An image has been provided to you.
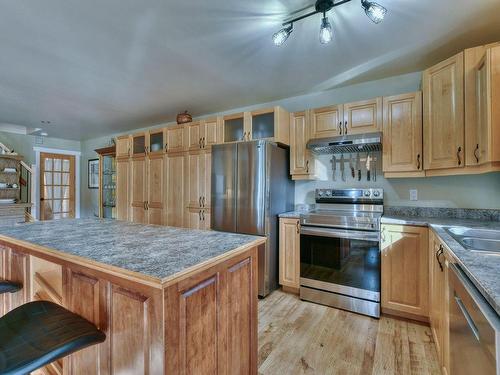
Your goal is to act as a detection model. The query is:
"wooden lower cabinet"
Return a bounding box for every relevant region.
[278,218,300,291]
[165,152,186,227]
[0,240,260,375]
[381,224,429,320]
[429,230,450,375]
[165,250,258,374]
[185,207,210,230]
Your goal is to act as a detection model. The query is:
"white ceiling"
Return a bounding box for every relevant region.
[1,0,499,140]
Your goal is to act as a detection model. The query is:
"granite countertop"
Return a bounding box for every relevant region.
[0,218,264,282]
[382,215,500,316]
[278,211,303,218]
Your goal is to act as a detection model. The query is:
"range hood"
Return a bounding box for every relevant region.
[306,132,382,154]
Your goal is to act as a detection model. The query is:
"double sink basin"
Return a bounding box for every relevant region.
[445,227,500,255]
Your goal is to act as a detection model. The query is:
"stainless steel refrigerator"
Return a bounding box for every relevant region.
[211,140,294,297]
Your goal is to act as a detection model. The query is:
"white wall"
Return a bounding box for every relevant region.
[79,70,500,216]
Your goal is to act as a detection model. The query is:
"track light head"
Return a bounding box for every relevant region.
[361,0,387,24]
[272,24,293,46]
[319,14,333,44]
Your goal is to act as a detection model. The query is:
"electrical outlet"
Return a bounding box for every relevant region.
[410,189,418,201]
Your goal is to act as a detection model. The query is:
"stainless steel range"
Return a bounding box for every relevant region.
[299,188,383,318]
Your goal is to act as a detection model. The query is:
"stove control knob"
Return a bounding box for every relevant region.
[317,190,324,197]
[373,190,381,197]
[364,190,371,197]
[325,190,332,196]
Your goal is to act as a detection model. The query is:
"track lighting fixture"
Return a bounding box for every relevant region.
[273,24,293,46]
[319,13,333,44]
[361,0,387,24]
[273,0,387,46]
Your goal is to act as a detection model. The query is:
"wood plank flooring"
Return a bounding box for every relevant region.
[258,290,441,375]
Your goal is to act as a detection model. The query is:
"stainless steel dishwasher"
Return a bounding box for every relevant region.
[449,263,500,375]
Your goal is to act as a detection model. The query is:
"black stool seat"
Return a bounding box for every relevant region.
[0,281,22,294]
[0,300,106,375]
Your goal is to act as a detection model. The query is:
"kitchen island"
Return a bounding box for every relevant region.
[0,218,265,375]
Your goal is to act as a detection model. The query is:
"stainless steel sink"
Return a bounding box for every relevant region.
[445,227,500,255]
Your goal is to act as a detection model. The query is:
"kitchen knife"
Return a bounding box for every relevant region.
[366,152,371,181]
[356,152,361,181]
[331,155,337,181]
[340,153,346,182]
[349,154,355,178]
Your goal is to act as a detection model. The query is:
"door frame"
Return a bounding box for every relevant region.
[34,147,81,220]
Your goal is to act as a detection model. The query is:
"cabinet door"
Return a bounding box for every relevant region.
[147,154,164,225]
[290,111,314,178]
[186,122,203,151]
[202,152,211,208]
[343,97,382,135]
[310,105,343,138]
[203,117,221,148]
[166,125,186,153]
[382,92,423,173]
[185,152,203,208]
[166,153,186,227]
[423,52,465,170]
[185,207,203,229]
[428,231,446,364]
[279,218,300,289]
[115,136,130,158]
[0,247,30,313]
[130,157,147,224]
[224,113,246,142]
[381,224,428,319]
[131,133,147,157]
[148,129,165,155]
[116,159,130,221]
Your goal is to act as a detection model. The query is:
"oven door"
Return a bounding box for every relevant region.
[300,225,381,302]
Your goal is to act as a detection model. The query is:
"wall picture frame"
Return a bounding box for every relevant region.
[88,158,99,189]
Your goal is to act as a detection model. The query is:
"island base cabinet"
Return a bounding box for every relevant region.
[164,247,258,375]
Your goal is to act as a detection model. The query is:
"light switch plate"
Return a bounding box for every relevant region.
[410,189,418,201]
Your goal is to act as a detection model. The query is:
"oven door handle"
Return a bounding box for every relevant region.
[300,226,379,241]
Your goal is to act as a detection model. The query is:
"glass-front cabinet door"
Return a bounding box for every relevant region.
[251,110,275,140]
[101,154,116,219]
[149,130,165,155]
[223,113,246,142]
[132,133,146,156]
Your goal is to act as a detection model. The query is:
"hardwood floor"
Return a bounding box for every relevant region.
[258,290,441,375]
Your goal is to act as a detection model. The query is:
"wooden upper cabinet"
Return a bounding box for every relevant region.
[115,136,130,159]
[290,111,316,179]
[116,159,129,221]
[381,224,429,320]
[131,132,147,157]
[279,218,300,290]
[186,121,204,151]
[166,125,186,153]
[165,153,186,227]
[202,117,222,149]
[130,157,147,224]
[148,129,165,155]
[343,97,382,135]
[147,154,164,225]
[383,92,423,174]
[224,113,247,143]
[423,52,465,170]
[248,107,290,145]
[310,104,343,138]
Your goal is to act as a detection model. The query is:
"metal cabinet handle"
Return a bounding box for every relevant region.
[144,146,148,154]
[344,121,348,135]
[436,244,444,272]
[199,196,202,207]
[339,122,343,135]
[202,137,206,148]
[454,294,480,341]
[457,146,462,166]
[164,143,168,152]
[296,221,300,234]
[474,144,480,163]
[306,160,309,173]
[417,154,421,170]
[199,138,202,148]
[202,211,205,221]
[199,210,202,221]
[242,132,246,141]
[202,196,205,207]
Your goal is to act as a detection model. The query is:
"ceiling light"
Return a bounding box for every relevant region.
[272,0,387,46]
[273,24,293,46]
[319,14,333,44]
[361,0,387,24]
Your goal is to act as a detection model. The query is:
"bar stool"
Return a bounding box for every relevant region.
[0,282,106,375]
[0,280,22,294]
